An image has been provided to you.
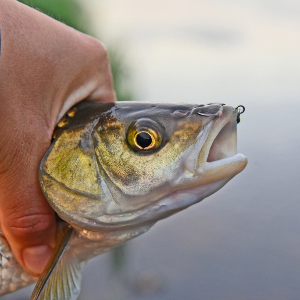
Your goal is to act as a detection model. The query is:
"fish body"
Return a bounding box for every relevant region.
[0,101,247,299]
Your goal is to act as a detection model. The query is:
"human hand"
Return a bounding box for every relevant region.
[0,0,115,276]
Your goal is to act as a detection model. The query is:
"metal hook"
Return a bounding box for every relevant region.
[236,105,245,124]
[236,105,245,115]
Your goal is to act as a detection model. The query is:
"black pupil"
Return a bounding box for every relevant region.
[136,132,152,148]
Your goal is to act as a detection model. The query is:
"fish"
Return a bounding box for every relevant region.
[0,101,247,299]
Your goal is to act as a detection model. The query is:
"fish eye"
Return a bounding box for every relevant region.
[135,131,153,149]
[127,119,164,152]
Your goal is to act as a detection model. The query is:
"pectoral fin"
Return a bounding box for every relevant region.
[31,225,84,300]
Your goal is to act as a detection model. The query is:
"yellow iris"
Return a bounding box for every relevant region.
[127,119,163,152]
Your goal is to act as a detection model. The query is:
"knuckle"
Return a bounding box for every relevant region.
[6,213,54,241]
[91,38,108,57]
[82,35,108,58]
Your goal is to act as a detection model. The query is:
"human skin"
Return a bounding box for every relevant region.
[0,0,115,277]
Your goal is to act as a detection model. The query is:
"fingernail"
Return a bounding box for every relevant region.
[23,245,53,275]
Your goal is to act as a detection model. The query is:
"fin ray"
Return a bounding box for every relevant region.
[31,225,84,300]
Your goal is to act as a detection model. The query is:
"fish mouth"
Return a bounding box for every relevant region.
[182,105,247,186]
[203,106,248,181]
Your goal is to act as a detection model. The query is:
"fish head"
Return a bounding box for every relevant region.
[39,101,247,231]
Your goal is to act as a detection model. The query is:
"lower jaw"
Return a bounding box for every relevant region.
[116,176,234,227]
[201,153,248,184]
[92,161,245,228]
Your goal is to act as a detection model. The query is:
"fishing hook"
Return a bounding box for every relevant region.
[236,105,245,124]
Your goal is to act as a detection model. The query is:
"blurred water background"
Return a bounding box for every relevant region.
[4,0,300,299]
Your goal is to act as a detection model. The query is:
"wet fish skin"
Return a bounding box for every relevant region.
[0,101,247,299]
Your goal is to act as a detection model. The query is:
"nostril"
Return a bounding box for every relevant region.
[193,104,223,117]
[197,112,219,117]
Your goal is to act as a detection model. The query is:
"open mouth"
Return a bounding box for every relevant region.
[183,105,247,186]
[207,117,237,162]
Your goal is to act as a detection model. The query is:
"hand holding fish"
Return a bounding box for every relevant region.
[0,0,115,278]
[0,1,248,299]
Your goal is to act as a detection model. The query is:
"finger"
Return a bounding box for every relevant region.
[55,37,117,123]
[0,1,60,276]
[0,131,57,277]
[1,0,116,126]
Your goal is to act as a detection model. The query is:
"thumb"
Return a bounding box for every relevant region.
[0,140,57,277]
